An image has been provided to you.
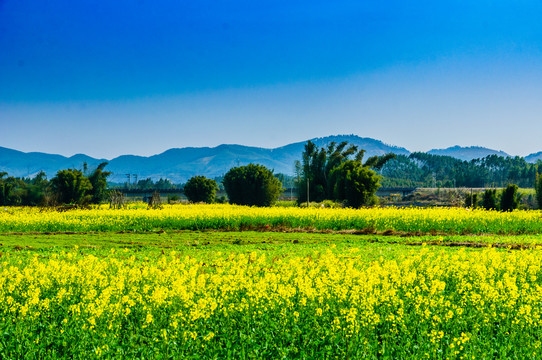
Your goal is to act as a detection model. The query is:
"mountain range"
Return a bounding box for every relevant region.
[427,146,510,161]
[1,135,539,183]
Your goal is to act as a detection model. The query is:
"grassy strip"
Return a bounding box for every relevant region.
[2,231,542,254]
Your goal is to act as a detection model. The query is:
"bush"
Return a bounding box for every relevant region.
[481,189,498,210]
[51,169,92,205]
[167,195,180,204]
[330,160,380,208]
[464,192,478,208]
[183,176,218,203]
[500,184,521,212]
[223,164,282,207]
[536,173,542,209]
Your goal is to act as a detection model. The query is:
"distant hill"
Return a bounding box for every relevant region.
[0,146,107,179]
[427,146,510,161]
[0,135,410,183]
[525,151,542,163]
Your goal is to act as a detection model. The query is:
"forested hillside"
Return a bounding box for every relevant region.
[380,153,541,188]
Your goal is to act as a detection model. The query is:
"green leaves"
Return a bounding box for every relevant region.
[331,160,380,208]
[298,141,394,207]
[51,169,92,205]
[223,164,282,207]
[184,176,218,203]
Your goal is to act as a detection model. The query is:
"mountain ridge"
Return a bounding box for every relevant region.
[1,137,539,183]
[427,145,511,161]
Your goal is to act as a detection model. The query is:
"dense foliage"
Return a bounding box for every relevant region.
[536,172,542,209]
[87,163,112,204]
[183,176,218,203]
[381,153,542,188]
[481,189,498,210]
[500,184,521,212]
[51,169,93,205]
[223,164,282,206]
[110,177,178,190]
[0,171,50,206]
[295,141,394,207]
[0,164,111,206]
[330,160,380,207]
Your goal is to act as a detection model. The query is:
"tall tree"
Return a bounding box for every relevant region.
[88,162,111,204]
[536,172,542,210]
[0,172,13,206]
[500,184,521,212]
[295,140,395,204]
[481,189,498,210]
[51,169,92,205]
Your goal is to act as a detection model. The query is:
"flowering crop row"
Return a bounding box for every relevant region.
[1,204,542,235]
[1,244,542,358]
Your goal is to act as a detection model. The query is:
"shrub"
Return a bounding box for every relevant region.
[183,176,218,203]
[481,189,498,210]
[51,169,92,205]
[536,173,542,209]
[330,160,380,208]
[223,164,282,207]
[464,192,478,208]
[500,184,521,212]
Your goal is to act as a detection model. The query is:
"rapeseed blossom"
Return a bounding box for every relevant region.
[1,244,542,358]
[0,203,541,234]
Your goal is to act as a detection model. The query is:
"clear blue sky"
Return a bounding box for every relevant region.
[1,0,542,159]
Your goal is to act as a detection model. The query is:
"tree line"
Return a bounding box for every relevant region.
[2,142,542,209]
[0,163,110,206]
[380,153,542,188]
[182,141,395,208]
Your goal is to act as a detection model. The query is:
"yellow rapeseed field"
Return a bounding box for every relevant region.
[2,204,542,358]
[1,203,541,234]
[2,244,542,358]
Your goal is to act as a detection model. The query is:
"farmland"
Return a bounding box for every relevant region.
[2,205,542,358]
[2,204,542,234]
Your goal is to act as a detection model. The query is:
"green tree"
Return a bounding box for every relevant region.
[24,171,49,206]
[464,192,478,208]
[500,184,521,212]
[0,172,12,206]
[155,178,176,190]
[330,160,381,208]
[51,169,92,205]
[536,172,542,210]
[295,141,358,203]
[183,176,218,203]
[465,193,473,208]
[88,162,111,204]
[223,164,282,206]
[481,189,498,210]
[295,140,395,204]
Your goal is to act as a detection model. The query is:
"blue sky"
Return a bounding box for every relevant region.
[1,0,542,159]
